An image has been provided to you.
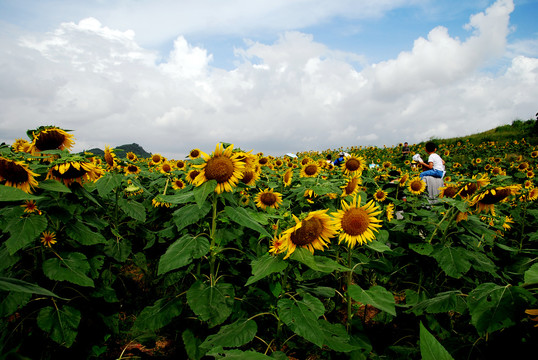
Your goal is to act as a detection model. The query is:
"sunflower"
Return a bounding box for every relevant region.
[258,156,270,167]
[526,187,538,201]
[151,153,164,165]
[517,162,529,171]
[456,211,468,223]
[527,170,535,179]
[304,189,317,204]
[189,149,203,160]
[386,203,395,222]
[439,184,459,198]
[40,231,57,247]
[255,188,283,210]
[470,185,520,214]
[281,210,337,259]
[126,152,138,161]
[0,157,39,193]
[12,139,31,153]
[531,151,538,158]
[341,176,361,197]
[407,177,426,195]
[240,169,260,186]
[502,216,514,231]
[373,189,388,202]
[171,178,185,190]
[124,183,143,196]
[239,193,250,206]
[185,169,200,184]
[340,155,366,176]
[193,143,245,194]
[124,164,141,175]
[398,173,409,187]
[283,168,293,187]
[152,195,172,208]
[300,161,321,178]
[104,146,118,168]
[28,126,75,155]
[159,161,174,175]
[175,160,186,170]
[21,200,42,215]
[331,195,382,248]
[382,161,392,169]
[269,235,287,255]
[47,160,103,186]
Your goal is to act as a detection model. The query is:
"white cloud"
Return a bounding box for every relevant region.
[0,0,537,159]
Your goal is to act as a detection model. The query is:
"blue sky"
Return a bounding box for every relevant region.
[0,0,537,158]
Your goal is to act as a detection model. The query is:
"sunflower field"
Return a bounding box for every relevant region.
[1,125,537,359]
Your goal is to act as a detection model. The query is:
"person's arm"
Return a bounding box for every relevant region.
[419,160,433,169]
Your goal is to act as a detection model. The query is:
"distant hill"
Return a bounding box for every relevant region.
[84,143,151,158]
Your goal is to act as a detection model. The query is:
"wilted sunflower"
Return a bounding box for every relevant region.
[193,143,245,194]
[185,169,200,184]
[47,159,103,186]
[340,155,366,176]
[407,177,426,195]
[171,178,185,190]
[40,231,57,247]
[28,126,75,155]
[300,161,321,178]
[283,168,293,187]
[398,173,409,187]
[124,164,141,175]
[152,195,172,208]
[255,188,283,210]
[331,195,382,248]
[470,185,520,214]
[0,157,39,193]
[282,210,337,259]
[341,176,361,197]
[104,146,118,168]
[373,189,388,202]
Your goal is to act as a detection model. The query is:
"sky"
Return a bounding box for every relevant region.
[0,0,537,159]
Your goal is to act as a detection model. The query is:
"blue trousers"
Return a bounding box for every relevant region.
[420,169,444,180]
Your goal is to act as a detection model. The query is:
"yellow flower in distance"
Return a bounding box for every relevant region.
[255,188,283,210]
[341,176,361,197]
[331,195,382,248]
[193,143,245,194]
[373,189,388,202]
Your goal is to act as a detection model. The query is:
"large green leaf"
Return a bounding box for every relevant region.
[201,319,257,349]
[419,322,454,360]
[348,284,396,316]
[172,202,212,231]
[0,244,20,272]
[5,214,48,255]
[223,206,272,238]
[132,297,183,331]
[183,329,203,360]
[158,235,210,275]
[118,198,146,222]
[245,253,288,286]
[206,349,272,359]
[37,305,81,348]
[409,242,434,256]
[104,238,132,262]
[0,184,42,201]
[42,252,94,287]
[194,180,216,208]
[38,179,71,193]
[290,248,349,273]
[318,319,360,352]
[411,290,466,314]
[95,173,123,197]
[159,192,195,204]
[0,277,65,299]
[66,220,107,245]
[0,292,31,317]
[187,281,235,328]
[524,263,538,284]
[432,246,471,278]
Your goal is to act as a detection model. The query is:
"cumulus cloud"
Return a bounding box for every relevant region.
[0,0,537,158]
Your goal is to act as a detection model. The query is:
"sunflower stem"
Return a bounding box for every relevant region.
[209,193,218,286]
[519,201,527,250]
[346,247,353,331]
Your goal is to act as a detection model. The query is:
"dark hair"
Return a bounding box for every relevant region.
[425,142,437,152]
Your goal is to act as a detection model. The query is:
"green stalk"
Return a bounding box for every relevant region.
[209,194,218,286]
[346,248,353,331]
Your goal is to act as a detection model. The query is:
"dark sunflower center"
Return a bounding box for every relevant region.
[205,156,234,183]
[176,160,185,168]
[460,183,477,197]
[0,159,30,183]
[52,165,88,179]
[345,158,361,172]
[34,130,65,151]
[127,165,139,172]
[190,150,200,158]
[344,178,359,194]
[479,189,511,204]
[304,164,318,176]
[290,217,323,246]
[410,181,423,191]
[284,171,292,183]
[301,158,309,165]
[260,192,277,206]
[188,170,200,180]
[444,187,459,198]
[259,157,268,165]
[162,164,172,173]
[375,191,385,200]
[341,208,369,236]
[175,180,184,188]
[105,152,115,166]
[275,160,283,166]
[241,171,254,184]
[152,155,161,163]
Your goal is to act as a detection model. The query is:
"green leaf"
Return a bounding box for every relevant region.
[0,292,31,317]
[223,206,272,238]
[0,244,20,272]
[183,329,203,360]
[277,294,326,347]
[348,284,396,316]
[524,263,538,284]
[206,349,272,359]
[0,184,43,201]
[38,179,72,193]
[409,242,434,256]
[95,173,123,197]
[290,247,349,273]
[187,281,235,328]
[0,277,65,299]
[318,319,360,352]
[432,246,471,278]
[5,214,48,255]
[118,198,146,222]
[419,322,454,360]
[172,202,212,231]
[194,180,216,208]
[366,240,392,253]
[158,235,210,275]
[66,220,107,245]
[201,318,257,349]
[37,305,81,348]
[411,290,466,314]
[245,253,288,286]
[42,252,94,287]
[104,238,132,262]
[132,297,183,331]
[159,192,195,204]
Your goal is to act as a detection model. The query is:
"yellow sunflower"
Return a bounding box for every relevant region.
[331,195,382,248]
[255,188,283,210]
[407,177,426,195]
[439,184,459,198]
[470,185,521,214]
[104,146,118,168]
[152,195,172,208]
[159,161,174,175]
[172,178,185,190]
[12,139,31,153]
[185,169,201,184]
[124,164,141,175]
[283,168,293,187]
[193,143,245,194]
[189,148,203,160]
[398,173,409,187]
[386,203,395,222]
[341,176,361,197]
[47,160,103,186]
[282,209,337,259]
[269,235,287,255]
[40,231,57,247]
[240,169,260,187]
[126,152,138,161]
[300,161,321,178]
[175,159,186,170]
[28,126,75,155]
[151,153,164,165]
[258,156,270,167]
[528,187,538,201]
[0,157,39,193]
[340,155,366,176]
[373,189,388,202]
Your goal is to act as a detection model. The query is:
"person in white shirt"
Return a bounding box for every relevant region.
[417,142,445,179]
